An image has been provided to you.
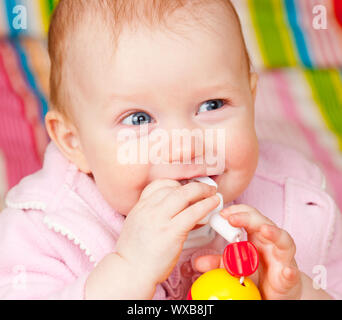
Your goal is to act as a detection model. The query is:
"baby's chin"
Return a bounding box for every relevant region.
[219,170,256,205]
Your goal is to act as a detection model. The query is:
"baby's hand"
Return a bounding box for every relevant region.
[195,205,302,300]
[115,179,220,288]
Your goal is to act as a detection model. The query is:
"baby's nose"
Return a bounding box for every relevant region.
[164,133,204,164]
[154,122,204,164]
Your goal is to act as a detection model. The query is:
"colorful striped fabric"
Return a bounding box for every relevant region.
[0,149,6,210]
[233,0,342,69]
[0,0,57,38]
[0,37,49,209]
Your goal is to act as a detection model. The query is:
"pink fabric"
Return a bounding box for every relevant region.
[0,140,341,300]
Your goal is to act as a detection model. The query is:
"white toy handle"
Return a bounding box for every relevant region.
[191,177,243,243]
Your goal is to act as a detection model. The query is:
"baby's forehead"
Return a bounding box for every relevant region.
[67,0,239,43]
[68,0,247,66]
[49,0,249,117]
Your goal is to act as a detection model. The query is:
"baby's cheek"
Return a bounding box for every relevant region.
[225,127,258,171]
[92,154,152,215]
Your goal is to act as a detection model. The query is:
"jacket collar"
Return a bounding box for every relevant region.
[5,142,125,265]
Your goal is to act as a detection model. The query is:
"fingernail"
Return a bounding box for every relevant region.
[261,224,272,234]
[227,213,239,221]
[210,195,219,202]
[220,208,234,217]
[284,266,297,280]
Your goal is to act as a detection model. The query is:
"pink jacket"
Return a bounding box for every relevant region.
[0,141,341,300]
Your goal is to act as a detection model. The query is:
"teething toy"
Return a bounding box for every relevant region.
[186,176,261,300]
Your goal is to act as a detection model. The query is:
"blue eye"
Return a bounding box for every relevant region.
[197,99,226,114]
[121,112,153,126]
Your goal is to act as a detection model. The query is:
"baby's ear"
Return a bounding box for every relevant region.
[249,72,258,103]
[45,110,91,174]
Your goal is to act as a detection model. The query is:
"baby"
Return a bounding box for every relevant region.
[0,0,341,300]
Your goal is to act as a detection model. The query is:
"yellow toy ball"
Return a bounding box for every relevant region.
[190,268,261,300]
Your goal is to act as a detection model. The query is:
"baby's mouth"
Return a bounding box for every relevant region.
[191,224,207,231]
[179,175,219,186]
[178,175,222,230]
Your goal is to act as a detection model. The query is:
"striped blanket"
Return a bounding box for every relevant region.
[0,1,341,212]
[0,38,49,209]
[233,0,342,68]
[0,0,56,38]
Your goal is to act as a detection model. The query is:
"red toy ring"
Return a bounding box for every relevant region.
[223,241,259,278]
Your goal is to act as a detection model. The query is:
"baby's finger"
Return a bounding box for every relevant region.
[162,182,217,218]
[172,194,220,231]
[280,266,301,292]
[140,179,181,201]
[193,255,224,273]
[221,205,275,235]
[260,225,296,262]
[141,187,176,207]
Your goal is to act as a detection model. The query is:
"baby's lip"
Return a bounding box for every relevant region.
[210,175,219,182]
[177,175,206,185]
[179,175,220,185]
[191,224,206,231]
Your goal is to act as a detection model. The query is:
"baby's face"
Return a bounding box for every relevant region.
[68,8,258,215]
